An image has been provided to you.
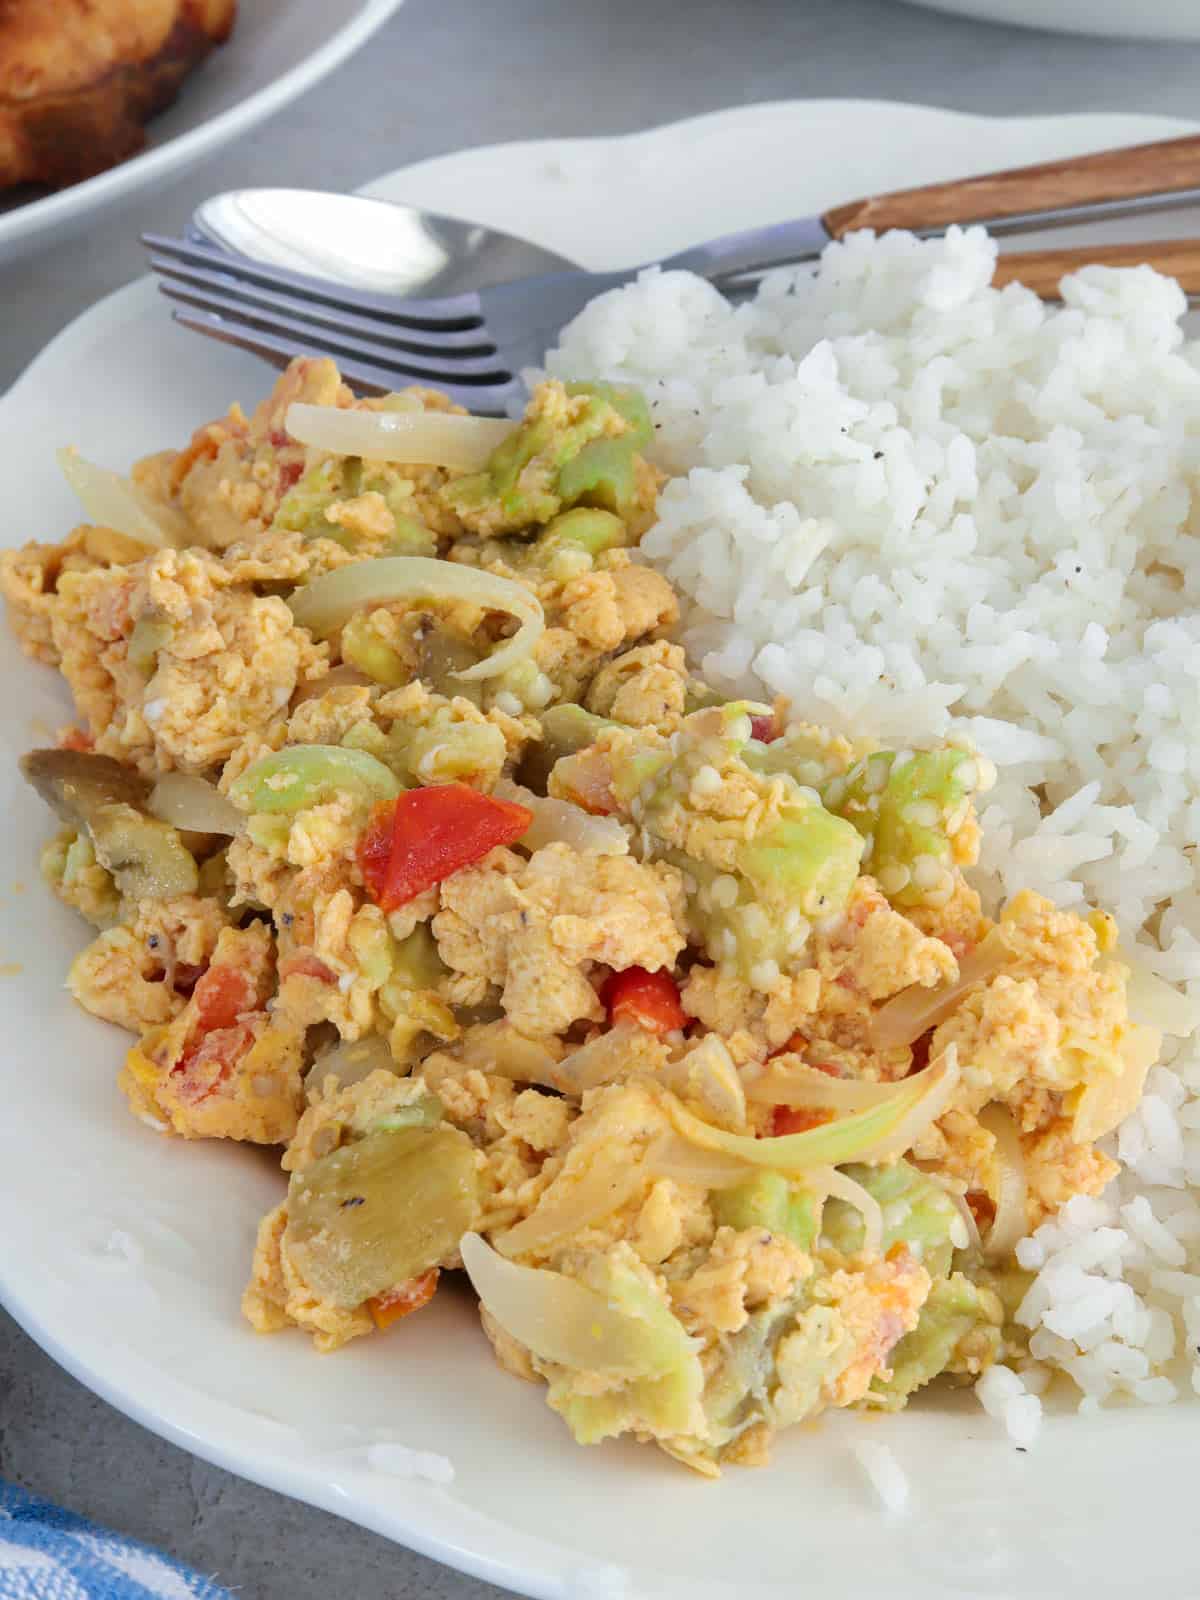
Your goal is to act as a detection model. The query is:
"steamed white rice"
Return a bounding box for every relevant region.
[546,226,1200,1429]
[848,1438,910,1513]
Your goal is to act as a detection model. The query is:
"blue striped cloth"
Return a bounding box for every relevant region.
[0,1481,234,1599]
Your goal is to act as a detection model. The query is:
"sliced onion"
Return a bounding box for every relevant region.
[292,665,375,706]
[494,779,628,857]
[666,1051,960,1173]
[148,773,243,835]
[460,1231,691,1376]
[288,556,543,683]
[924,1174,982,1255]
[978,1103,1028,1262]
[495,1158,643,1258]
[745,1063,912,1113]
[1072,1022,1162,1145]
[816,1166,884,1256]
[643,1133,758,1191]
[460,1023,566,1087]
[305,1034,396,1096]
[871,929,1011,1051]
[421,1020,565,1093]
[852,1047,962,1166]
[58,447,190,550]
[1120,945,1200,1038]
[286,403,514,470]
[554,1023,646,1095]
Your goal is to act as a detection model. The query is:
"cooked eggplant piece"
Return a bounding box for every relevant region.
[284,1125,480,1308]
[516,703,613,795]
[89,805,199,900]
[21,748,150,821]
[415,622,484,704]
[20,748,198,900]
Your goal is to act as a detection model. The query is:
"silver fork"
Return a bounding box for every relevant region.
[144,227,632,414]
[144,134,1200,414]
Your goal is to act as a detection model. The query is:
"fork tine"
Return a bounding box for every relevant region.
[143,233,485,330]
[168,308,524,416]
[149,257,499,355]
[156,279,514,382]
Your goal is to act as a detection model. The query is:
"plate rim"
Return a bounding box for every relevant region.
[0,0,406,258]
[899,0,1200,42]
[375,96,1197,177]
[1,1288,539,1599]
[3,96,1199,1600]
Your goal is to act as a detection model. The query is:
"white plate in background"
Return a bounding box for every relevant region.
[901,0,1200,41]
[0,0,404,264]
[1,101,1198,1600]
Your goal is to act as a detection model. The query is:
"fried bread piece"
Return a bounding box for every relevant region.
[0,0,236,189]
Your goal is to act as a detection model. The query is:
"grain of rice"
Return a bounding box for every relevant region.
[848,1439,909,1512]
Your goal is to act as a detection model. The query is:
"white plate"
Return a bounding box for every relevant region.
[0,0,404,264]
[901,0,1200,41]
[1,102,1198,1600]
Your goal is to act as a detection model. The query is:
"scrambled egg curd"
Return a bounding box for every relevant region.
[5,360,1157,1475]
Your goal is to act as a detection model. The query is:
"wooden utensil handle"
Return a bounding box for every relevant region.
[823,135,1200,238]
[993,238,1200,298]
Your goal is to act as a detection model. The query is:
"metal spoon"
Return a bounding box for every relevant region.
[190,187,578,296]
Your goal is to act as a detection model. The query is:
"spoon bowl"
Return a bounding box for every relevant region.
[191,187,579,297]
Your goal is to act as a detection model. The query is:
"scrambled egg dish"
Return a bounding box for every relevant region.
[3,360,1158,1475]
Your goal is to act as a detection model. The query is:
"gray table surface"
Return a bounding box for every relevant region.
[3,0,1200,1593]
